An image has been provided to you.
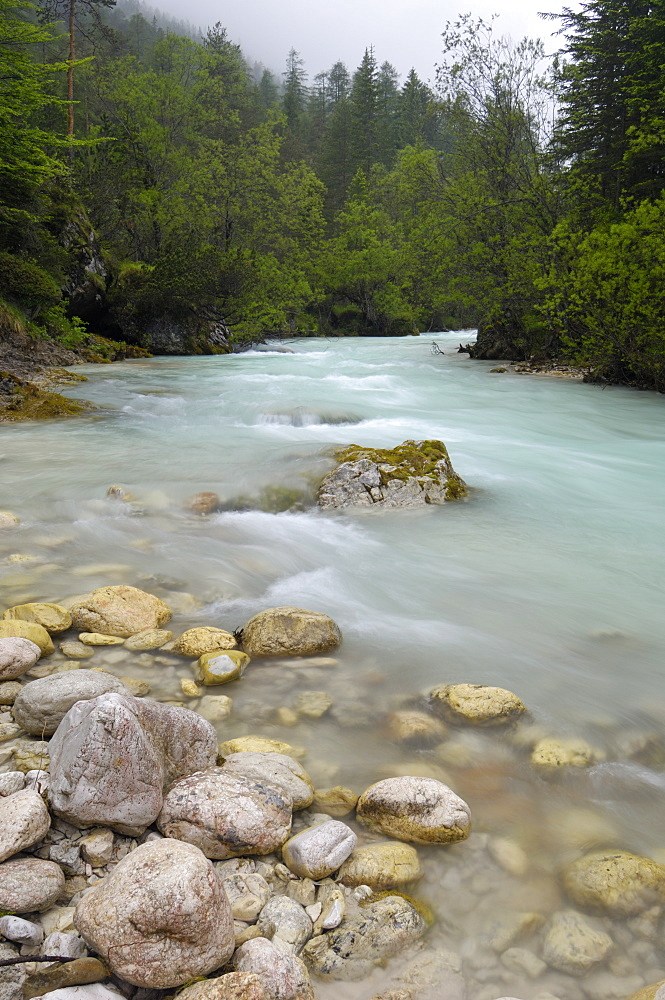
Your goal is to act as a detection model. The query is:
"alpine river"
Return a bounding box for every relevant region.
[2,332,665,999]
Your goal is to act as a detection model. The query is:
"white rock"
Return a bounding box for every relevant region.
[0,857,64,912]
[13,670,130,736]
[30,986,125,1000]
[74,839,235,988]
[49,693,217,835]
[41,931,87,958]
[0,637,41,680]
[281,820,356,880]
[233,937,315,1000]
[221,872,271,921]
[221,752,314,811]
[0,771,24,796]
[356,776,471,844]
[256,896,312,954]
[0,914,44,945]
[0,788,51,863]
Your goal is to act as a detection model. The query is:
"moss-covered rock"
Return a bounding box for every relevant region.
[318,439,467,509]
[197,649,250,685]
[430,683,526,725]
[3,603,72,633]
[239,607,342,658]
[563,851,665,916]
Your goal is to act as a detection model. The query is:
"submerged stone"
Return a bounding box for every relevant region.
[563,851,665,916]
[239,607,342,658]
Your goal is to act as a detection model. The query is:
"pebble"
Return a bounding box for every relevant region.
[78,633,125,646]
[59,641,94,659]
[282,820,357,880]
[0,914,44,945]
[124,629,173,650]
[0,770,25,795]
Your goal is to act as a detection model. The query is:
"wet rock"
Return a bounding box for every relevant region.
[0,788,51,862]
[187,492,221,515]
[338,841,423,891]
[49,693,217,835]
[317,440,467,509]
[356,776,471,844]
[221,752,314,810]
[219,736,306,759]
[58,640,94,659]
[222,872,272,921]
[281,820,356,880]
[546,806,620,855]
[12,669,130,736]
[74,838,234,987]
[3,603,72,633]
[0,771,24,795]
[389,948,466,1000]
[233,937,315,1000]
[488,837,529,876]
[294,691,333,719]
[500,946,546,978]
[119,675,150,696]
[256,896,312,954]
[0,857,64,912]
[430,683,526,725]
[311,786,357,817]
[197,649,250,685]
[0,637,42,680]
[0,511,20,528]
[22,958,108,999]
[542,908,613,975]
[302,894,426,980]
[158,767,292,858]
[563,851,665,916]
[531,737,604,770]
[124,628,173,651]
[197,694,232,721]
[68,586,172,638]
[0,914,43,945]
[176,973,269,1000]
[77,633,125,646]
[0,621,53,656]
[386,709,447,746]
[173,627,238,656]
[626,982,665,1000]
[239,607,342,658]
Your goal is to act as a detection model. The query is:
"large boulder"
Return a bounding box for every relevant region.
[430,683,526,725]
[562,851,665,916]
[356,776,471,844]
[49,693,217,835]
[74,839,234,988]
[233,937,315,1000]
[0,637,41,680]
[220,752,314,810]
[317,440,467,510]
[13,670,130,736]
[302,894,426,980]
[239,607,341,658]
[157,767,292,858]
[68,586,171,638]
[541,909,613,975]
[0,857,64,912]
[0,788,51,862]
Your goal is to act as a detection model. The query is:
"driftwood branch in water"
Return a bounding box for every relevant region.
[0,955,77,967]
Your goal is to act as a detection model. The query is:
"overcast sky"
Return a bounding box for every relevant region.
[152,0,566,83]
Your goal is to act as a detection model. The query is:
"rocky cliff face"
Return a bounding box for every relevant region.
[118,311,232,355]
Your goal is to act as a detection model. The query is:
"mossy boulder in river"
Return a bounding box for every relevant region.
[317,439,467,509]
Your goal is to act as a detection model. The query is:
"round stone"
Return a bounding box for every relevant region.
[0,857,65,912]
[356,776,471,845]
[386,709,447,746]
[531,738,603,770]
[124,629,173,651]
[282,820,357,879]
[12,669,130,736]
[3,603,72,633]
[0,788,51,863]
[220,752,313,810]
[0,637,41,680]
[68,586,172,638]
[541,909,613,975]
[0,512,20,528]
[218,736,305,759]
[337,841,423,890]
[563,851,665,916]
[0,620,53,656]
[239,607,342,658]
[173,628,238,657]
[430,683,526,725]
[197,649,250,686]
[78,633,126,646]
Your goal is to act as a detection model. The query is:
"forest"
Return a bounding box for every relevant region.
[1,0,665,389]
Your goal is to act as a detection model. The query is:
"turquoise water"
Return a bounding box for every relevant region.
[2,334,665,998]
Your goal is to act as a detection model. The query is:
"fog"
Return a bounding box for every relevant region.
[149,0,563,81]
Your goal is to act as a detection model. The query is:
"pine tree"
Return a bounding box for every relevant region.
[349,47,379,175]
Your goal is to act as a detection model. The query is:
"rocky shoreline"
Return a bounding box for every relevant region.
[0,572,664,1000]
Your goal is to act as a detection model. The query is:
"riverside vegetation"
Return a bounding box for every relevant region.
[1,0,665,390]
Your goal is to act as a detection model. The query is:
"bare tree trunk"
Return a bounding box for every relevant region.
[67,0,75,136]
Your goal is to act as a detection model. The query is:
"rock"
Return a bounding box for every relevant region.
[0,637,42,680]
[27,986,123,1000]
[49,693,217,835]
[338,842,423,891]
[500,947,546,978]
[0,914,43,945]
[176,973,269,1000]
[187,492,221,515]
[173,627,238,656]
[3,604,72,634]
[390,948,466,1000]
[626,983,665,1000]
[302,894,427,980]
[0,511,19,528]
[0,722,21,742]
[317,440,467,509]
[233,937,315,1000]
[12,670,130,736]
[197,694,232,721]
[0,771,24,796]
[124,629,173,651]
[256,896,312,954]
[22,958,108,999]
[219,736,305,759]
[531,737,603,770]
[356,776,471,844]
[294,691,333,719]
[430,683,526,725]
[282,821,356,880]
[0,681,23,705]
[239,607,341,658]
[221,872,272,921]
[158,768,292,858]
[311,786,357,817]
[197,649,250,685]
[0,788,50,862]
[68,586,172,638]
[488,837,529,876]
[12,741,49,773]
[24,768,49,794]
[74,839,234,987]
[563,851,665,916]
[314,888,345,931]
[42,930,87,958]
[59,641,94,660]
[0,857,64,912]
[386,710,447,746]
[77,633,125,646]
[78,829,114,867]
[0,621,53,656]
[541,909,613,975]
[221,753,314,810]
[119,675,150,697]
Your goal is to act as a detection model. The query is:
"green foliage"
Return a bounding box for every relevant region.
[0,251,61,308]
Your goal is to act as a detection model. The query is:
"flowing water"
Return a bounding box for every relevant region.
[3,333,665,999]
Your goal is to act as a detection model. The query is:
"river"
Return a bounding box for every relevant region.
[3,332,665,999]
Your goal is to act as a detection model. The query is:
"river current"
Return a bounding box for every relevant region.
[3,333,665,999]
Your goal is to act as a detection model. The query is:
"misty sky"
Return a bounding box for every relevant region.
[153,0,566,82]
